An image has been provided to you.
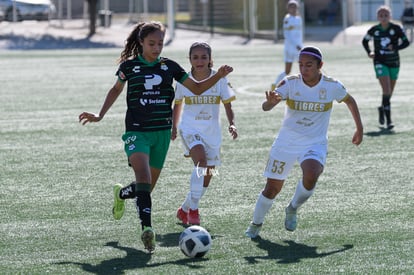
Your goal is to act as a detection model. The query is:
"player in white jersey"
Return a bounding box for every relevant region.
[246,46,363,238]
[172,42,237,225]
[273,0,303,88]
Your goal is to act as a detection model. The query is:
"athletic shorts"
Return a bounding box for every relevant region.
[179,129,221,166]
[122,130,171,169]
[374,63,399,80]
[263,144,327,180]
[284,47,300,63]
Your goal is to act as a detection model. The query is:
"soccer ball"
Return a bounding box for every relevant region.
[179,225,212,258]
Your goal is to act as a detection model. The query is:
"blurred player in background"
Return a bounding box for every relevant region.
[172,42,237,226]
[401,0,414,42]
[246,46,363,238]
[362,5,410,130]
[272,0,303,90]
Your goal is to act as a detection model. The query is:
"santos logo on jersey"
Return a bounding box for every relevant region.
[140,98,167,106]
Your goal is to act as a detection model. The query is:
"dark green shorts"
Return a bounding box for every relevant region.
[122,130,171,169]
[374,63,399,80]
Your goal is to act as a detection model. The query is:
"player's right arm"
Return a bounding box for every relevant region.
[79,80,125,125]
[262,91,282,111]
[171,101,183,141]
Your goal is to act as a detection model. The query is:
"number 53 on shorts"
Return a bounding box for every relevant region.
[263,158,292,180]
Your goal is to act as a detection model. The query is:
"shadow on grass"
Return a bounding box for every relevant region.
[364,127,396,137]
[56,233,210,274]
[0,34,118,50]
[245,237,353,264]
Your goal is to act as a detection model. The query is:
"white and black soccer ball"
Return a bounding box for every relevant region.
[179,225,212,258]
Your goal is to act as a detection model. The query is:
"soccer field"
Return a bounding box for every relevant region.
[1,42,413,274]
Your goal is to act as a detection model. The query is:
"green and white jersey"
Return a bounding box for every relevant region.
[117,56,188,132]
[175,70,236,148]
[362,22,409,67]
[274,74,348,147]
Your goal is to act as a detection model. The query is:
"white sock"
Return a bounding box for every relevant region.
[189,166,204,210]
[182,185,208,212]
[290,180,315,209]
[252,192,275,225]
[275,72,287,85]
[181,192,191,212]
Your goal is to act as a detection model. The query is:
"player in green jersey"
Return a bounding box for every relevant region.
[362,5,410,130]
[79,21,233,253]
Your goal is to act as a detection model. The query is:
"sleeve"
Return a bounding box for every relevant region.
[275,78,289,100]
[116,62,128,82]
[219,77,236,103]
[397,25,410,50]
[334,80,349,103]
[174,82,185,104]
[170,60,189,84]
[362,27,374,54]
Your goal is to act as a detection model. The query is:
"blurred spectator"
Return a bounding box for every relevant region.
[318,0,340,25]
[401,0,414,42]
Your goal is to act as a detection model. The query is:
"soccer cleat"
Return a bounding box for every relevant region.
[387,122,394,130]
[285,204,297,232]
[378,106,385,126]
[141,226,156,253]
[176,207,189,225]
[188,209,200,225]
[112,184,125,220]
[245,222,262,238]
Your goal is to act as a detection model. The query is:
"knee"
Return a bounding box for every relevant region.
[193,158,207,167]
[262,179,284,199]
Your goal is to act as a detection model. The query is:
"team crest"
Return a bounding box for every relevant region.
[319,88,327,100]
[160,62,168,71]
[277,80,286,88]
[118,71,127,81]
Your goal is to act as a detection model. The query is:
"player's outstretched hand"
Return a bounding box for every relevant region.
[265,91,282,105]
[217,65,233,77]
[79,112,102,125]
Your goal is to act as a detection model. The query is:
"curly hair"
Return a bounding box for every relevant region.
[119,21,166,63]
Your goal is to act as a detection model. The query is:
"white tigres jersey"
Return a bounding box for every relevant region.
[275,74,349,146]
[175,70,236,147]
[283,14,302,49]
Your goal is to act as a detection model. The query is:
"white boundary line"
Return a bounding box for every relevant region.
[235,85,265,97]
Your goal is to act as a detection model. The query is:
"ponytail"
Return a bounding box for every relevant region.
[119,21,166,63]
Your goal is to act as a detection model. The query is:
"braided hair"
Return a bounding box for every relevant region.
[119,21,166,63]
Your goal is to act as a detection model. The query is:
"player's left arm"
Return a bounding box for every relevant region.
[224,102,237,140]
[343,95,364,146]
[396,25,410,50]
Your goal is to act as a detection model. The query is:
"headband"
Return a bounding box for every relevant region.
[300,51,322,60]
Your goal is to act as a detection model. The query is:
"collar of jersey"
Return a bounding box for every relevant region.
[138,55,160,65]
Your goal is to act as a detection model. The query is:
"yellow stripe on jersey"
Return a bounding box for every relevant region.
[222,95,236,104]
[184,95,221,105]
[286,98,332,112]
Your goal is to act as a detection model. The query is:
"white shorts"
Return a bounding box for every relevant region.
[179,129,221,166]
[284,47,300,63]
[263,144,327,180]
